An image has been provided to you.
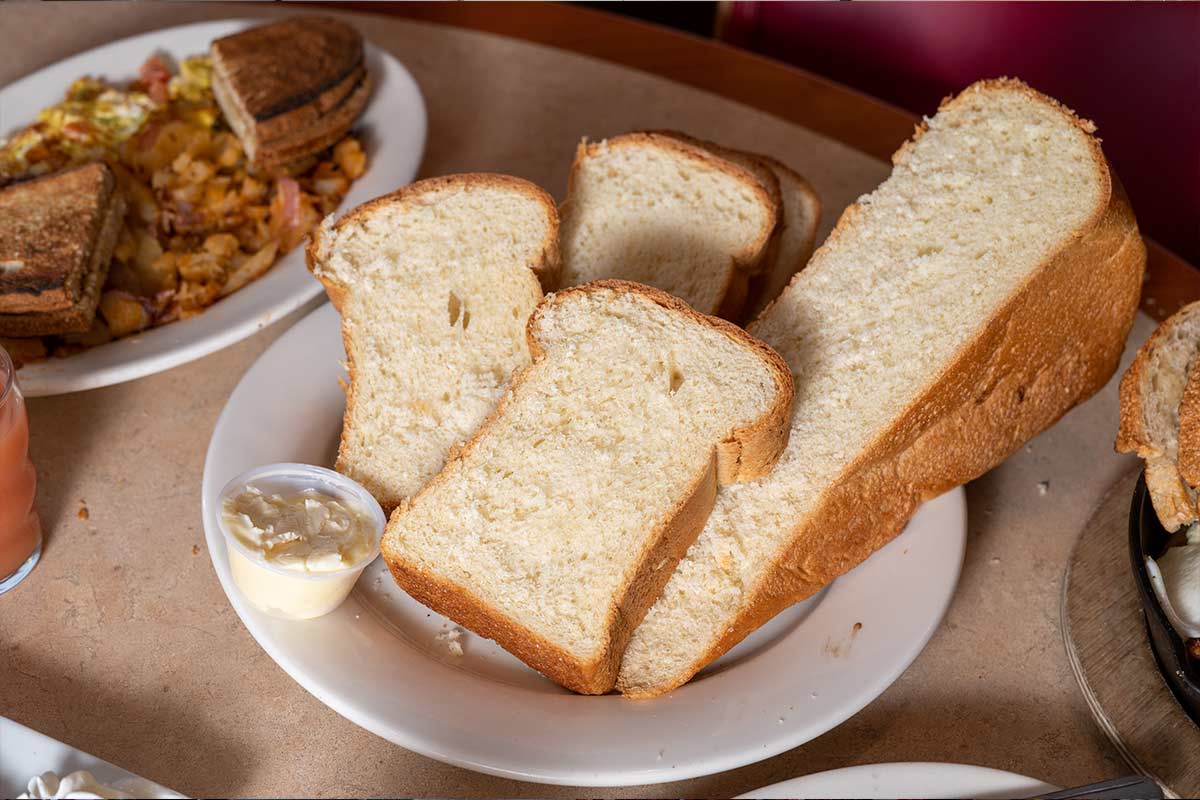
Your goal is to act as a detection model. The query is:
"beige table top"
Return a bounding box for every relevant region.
[0,3,1155,796]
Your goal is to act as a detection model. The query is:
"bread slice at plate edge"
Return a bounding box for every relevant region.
[616,77,1146,698]
[382,279,794,694]
[1117,300,1200,531]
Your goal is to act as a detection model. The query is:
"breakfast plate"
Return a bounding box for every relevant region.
[1,19,425,397]
[0,716,185,798]
[201,302,967,786]
[737,762,1057,799]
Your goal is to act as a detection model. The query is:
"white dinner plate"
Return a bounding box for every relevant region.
[201,303,967,786]
[2,19,426,397]
[0,716,185,798]
[739,762,1057,799]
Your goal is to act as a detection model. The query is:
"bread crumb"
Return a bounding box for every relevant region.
[192,544,200,556]
[435,625,467,657]
[77,501,89,521]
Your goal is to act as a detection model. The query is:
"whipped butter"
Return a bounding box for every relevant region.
[217,464,385,620]
[222,485,374,573]
[19,770,131,800]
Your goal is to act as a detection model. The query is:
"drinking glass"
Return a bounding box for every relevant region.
[0,346,40,594]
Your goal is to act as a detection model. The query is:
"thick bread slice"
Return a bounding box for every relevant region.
[0,164,124,336]
[743,157,822,323]
[1116,301,1200,530]
[1178,362,1200,488]
[382,280,794,694]
[211,16,369,168]
[617,78,1146,697]
[558,132,778,319]
[306,174,560,511]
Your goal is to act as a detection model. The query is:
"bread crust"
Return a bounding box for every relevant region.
[561,132,779,320]
[0,169,124,337]
[0,163,116,315]
[1176,361,1200,487]
[383,279,793,694]
[1116,300,1200,530]
[646,130,784,278]
[305,173,562,512]
[743,156,822,324]
[621,77,1146,697]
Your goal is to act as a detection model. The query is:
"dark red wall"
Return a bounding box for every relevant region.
[725,2,1200,265]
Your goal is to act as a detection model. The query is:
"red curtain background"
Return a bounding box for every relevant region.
[724,2,1200,266]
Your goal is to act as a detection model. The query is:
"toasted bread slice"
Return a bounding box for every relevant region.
[211,16,370,169]
[382,280,794,694]
[558,132,778,319]
[1117,301,1200,530]
[618,78,1145,697]
[0,163,123,336]
[307,174,560,511]
[1177,360,1200,489]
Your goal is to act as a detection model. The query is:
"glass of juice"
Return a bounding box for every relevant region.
[0,345,40,594]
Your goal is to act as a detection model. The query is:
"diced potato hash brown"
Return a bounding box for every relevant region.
[0,54,367,361]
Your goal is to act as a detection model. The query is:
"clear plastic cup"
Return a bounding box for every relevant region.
[0,346,41,596]
[217,463,386,620]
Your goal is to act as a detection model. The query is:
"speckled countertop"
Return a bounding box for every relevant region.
[0,4,1147,796]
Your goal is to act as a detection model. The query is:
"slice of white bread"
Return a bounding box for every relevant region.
[382,280,794,694]
[1117,301,1200,531]
[558,132,779,319]
[743,156,822,322]
[306,174,560,511]
[617,78,1146,697]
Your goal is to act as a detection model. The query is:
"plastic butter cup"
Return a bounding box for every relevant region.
[217,463,386,620]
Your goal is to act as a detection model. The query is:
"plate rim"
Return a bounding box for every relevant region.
[735,762,1058,799]
[201,298,967,787]
[3,17,426,397]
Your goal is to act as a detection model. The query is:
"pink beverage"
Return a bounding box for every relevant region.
[0,346,40,593]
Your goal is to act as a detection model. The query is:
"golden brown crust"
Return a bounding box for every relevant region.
[387,457,718,694]
[561,132,779,320]
[1177,361,1200,487]
[382,279,793,694]
[305,173,561,512]
[625,78,1146,697]
[743,156,822,324]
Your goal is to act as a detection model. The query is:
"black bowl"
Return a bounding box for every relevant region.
[1129,475,1200,724]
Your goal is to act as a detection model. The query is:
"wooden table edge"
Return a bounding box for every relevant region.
[317,0,1197,321]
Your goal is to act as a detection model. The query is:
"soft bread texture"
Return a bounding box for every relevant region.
[558,132,778,319]
[0,163,124,336]
[617,78,1146,697]
[382,281,794,694]
[649,132,823,323]
[211,16,370,169]
[743,156,822,322]
[1117,302,1200,530]
[307,174,560,511]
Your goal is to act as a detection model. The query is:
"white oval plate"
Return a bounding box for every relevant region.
[201,303,967,786]
[3,19,426,397]
[739,763,1057,799]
